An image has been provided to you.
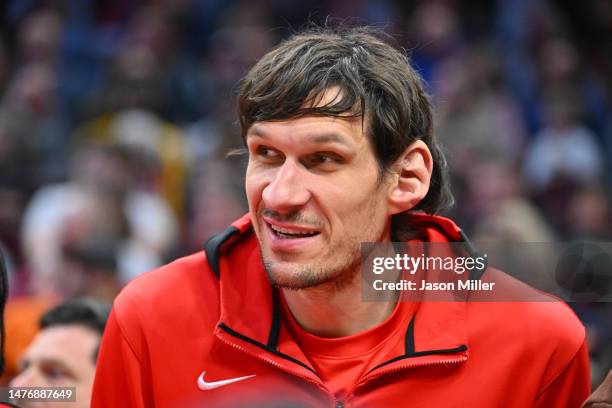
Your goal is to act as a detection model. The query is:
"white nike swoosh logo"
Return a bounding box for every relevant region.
[197,371,256,391]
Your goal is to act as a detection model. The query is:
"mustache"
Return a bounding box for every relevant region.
[261,208,323,228]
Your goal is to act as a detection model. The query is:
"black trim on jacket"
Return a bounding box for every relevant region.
[204,226,240,277]
[212,223,482,381]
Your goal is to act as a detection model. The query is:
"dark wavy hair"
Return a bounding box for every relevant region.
[40,298,111,362]
[237,25,453,218]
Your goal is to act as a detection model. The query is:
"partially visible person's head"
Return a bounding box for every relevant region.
[18,8,65,64]
[9,298,110,408]
[239,26,451,290]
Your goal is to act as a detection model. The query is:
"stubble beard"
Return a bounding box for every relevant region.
[256,184,387,292]
[261,245,362,292]
[255,209,363,291]
[259,222,382,292]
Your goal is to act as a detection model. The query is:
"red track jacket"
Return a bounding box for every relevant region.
[91,214,590,407]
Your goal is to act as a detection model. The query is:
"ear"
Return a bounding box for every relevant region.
[387,140,433,215]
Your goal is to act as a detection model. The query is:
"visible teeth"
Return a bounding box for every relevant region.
[270,225,318,236]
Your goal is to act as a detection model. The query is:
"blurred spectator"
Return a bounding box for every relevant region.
[77,108,188,217]
[405,1,465,86]
[522,88,605,234]
[434,43,527,171]
[185,158,247,253]
[8,5,72,166]
[523,88,604,190]
[1,64,70,187]
[564,183,612,387]
[83,5,202,123]
[21,136,178,294]
[465,160,556,242]
[566,184,612,240]
[16,7,64,66]
[582,369,612,407]
[200,8,276,120]
[536,35,609,140]
[574,300,612,391]
[8,298,110,408]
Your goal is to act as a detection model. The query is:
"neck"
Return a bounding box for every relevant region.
[282,268,399,338]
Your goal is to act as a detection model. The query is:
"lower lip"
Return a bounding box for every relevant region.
[264,222,321,252]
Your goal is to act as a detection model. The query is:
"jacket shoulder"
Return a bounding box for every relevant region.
[510,300,588,394]
[112,251,220,329]
[110,216,255,333]
[514,299,585,348]
[467,275,586,389]
[480,267,585,348]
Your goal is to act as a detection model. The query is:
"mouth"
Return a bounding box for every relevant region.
[261,215,324,252]
[267,223,321,239]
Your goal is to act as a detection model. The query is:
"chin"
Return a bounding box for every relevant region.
[263,260,334,290]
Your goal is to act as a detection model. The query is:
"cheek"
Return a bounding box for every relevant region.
[323,183,386,226]
[245,168,266,209]
[348,187,389,235]
[338,166,385,210]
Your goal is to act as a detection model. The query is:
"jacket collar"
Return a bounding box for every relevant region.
[213,213,470,379]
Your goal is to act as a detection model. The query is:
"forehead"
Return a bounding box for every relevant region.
[246,113,375,160]
[22,325,99,369]
[246,86,368,145]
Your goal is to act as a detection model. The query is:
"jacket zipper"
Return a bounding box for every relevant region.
[216,331,337,407]
[344,354,468,403]
[218,328,466,408]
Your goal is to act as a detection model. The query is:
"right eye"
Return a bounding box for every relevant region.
[40,363,69,382]
[255,146,284,164]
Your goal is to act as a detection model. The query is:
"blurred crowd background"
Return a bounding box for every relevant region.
[0,0,611,389]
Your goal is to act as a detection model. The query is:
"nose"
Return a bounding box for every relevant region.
[262,160,311,213]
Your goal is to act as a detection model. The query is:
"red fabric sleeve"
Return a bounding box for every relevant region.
[91,309,152,408]
[534,340,591,408]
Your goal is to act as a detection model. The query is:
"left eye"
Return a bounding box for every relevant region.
[257,146,277,157]
[41,364,68,381]
[303,153,342,168]
[254,146,284,163]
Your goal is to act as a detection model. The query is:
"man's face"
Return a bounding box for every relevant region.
[9,325,99,408]
[246,104,394,289]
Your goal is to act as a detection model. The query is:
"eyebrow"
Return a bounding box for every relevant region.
[19,356,76,376]
[309,134,347,144]
[39,358,78,378]
[247,127,353,147]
